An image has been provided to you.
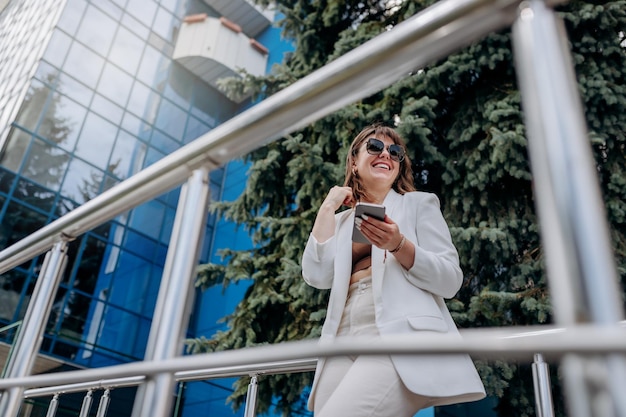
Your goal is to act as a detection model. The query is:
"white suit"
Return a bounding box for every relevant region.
[302,190,486,409]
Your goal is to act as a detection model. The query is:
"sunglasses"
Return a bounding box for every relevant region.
[364,138,405,162]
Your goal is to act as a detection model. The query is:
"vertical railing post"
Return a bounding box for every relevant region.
[45,394,59,417]
[131,168,211,417]
[78,390,93,417]
[243,375,259,417]
[532,354,554,417]
[95,389,111,417]
[0,241,69,417]
[511,1,626,416]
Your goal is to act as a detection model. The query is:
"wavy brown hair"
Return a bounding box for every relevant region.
[343,124,415,204]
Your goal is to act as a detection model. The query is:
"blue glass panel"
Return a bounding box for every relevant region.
[22,138,70,191]
[109,130,144,180]
[97,63,133,107]
[0,168,16,194]
[144,146,164,168]
[154,98,186,140]
[76,5,118,56]
[75,112,118,169]
[150,129,179,154]
[128,200,165,239]
[57,0,87,37]
[183,116,210,144]
[123,229,157,260]
[1,200,48,248]
[14,177,56,213]
[42,29,72,68]
[109,26,144,75]
[63,41,105,89]
[109,249,154,312]
[61,157,104,203]
[159,206,174,244]
[38,92,87,152]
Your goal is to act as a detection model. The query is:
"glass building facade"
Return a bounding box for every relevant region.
[0,0,292,415]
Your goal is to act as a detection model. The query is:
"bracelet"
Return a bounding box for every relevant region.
[389,234,406,253]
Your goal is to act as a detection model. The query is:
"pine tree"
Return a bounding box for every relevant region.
[190,1,626,415]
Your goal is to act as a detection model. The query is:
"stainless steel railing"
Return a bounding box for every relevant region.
[1,0,624,416]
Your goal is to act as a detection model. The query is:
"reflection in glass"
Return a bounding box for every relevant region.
[126,0,157,29]
[22,138,70,191]
[152,6,177,43]
[92,94,124,125]
[61,157,103,204]
[109,130,145,180]
[0,200,48,248]
[109,26,144,75]
[0,168,16,194]
[14,178,56,213]
[129,199,165,240]
[137,45,167,88]
[56,72,94,107]
[0,128,31,173]
[63,41,105,89]
[56,0,87,37]
[74,112,117,169]
[150,129,179,154]
[42,29,72,68]
[97,63,133,107]
[0,268,28,322]
[13,79,48,132]
[76,5,118,57]
[38,92,87,152]
[155,98,186,140]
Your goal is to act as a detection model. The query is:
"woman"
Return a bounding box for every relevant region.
[301,124,485,416]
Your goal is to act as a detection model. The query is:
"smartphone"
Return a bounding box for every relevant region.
[352,202,386,244]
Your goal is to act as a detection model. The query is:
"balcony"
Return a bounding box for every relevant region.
[173,14,269,103]
[202,0,274,37]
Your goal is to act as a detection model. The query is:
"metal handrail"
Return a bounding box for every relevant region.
[4,324,626,391]
[23,358,318,398]
[0,0,567,274]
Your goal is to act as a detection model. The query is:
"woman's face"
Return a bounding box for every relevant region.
[353,135,400,192]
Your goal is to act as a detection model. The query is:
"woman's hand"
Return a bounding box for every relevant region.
[320,186,354,212]
[312,186,354,243]
[355,214,402,251]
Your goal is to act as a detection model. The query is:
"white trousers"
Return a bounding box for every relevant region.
[313,278,433,417]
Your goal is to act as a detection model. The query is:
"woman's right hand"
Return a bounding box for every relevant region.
[312,186,353,243]
[321,186,354,212]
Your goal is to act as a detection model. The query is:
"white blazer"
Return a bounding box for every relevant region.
[302,190,486,409]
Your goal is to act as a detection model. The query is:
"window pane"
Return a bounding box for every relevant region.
[37,93,87,151]
[63,42,105,89]
[57,0,87,36]
[0,128,31,173]
[57,73,93,107]
[155,99,185,140]
[0,201,48,247]
[109,130,144,180]
[92,94,124,125]
[75,112,117,169]
[76,5,118,56]
[13,80,49,132]
[42,29,72,68]
[61,157,103,204]
[22,138,70,191]
[14,178,56,213]
[0,269,28,322]
[97,63,133,106]
[109,26,144,75]
[152,7,177,43]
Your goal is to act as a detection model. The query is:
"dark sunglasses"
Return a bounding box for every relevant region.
[364,138,405,162]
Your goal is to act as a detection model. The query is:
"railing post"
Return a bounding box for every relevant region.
[243,375,259,417]
[532,354,554,417]
[45,393,59,417]
[78,390,93,417]
[511,1,626,416]
[0,241,69,417]
[95,389,110,417]
[131,168,211,417]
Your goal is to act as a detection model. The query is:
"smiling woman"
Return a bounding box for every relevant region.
[301,124,486,417]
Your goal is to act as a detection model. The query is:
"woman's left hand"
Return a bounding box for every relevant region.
[355,214,403,251]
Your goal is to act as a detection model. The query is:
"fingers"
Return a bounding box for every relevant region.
[357,214,401,250]
[322,186,354,210]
